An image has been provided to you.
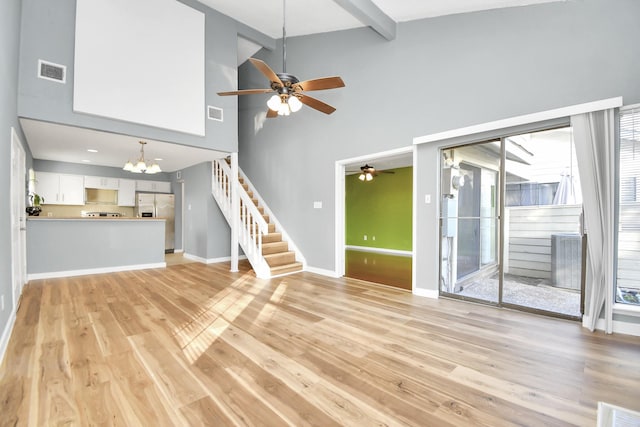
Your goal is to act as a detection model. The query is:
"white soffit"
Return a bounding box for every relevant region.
[413,97,623,145]
[21,118,227,173]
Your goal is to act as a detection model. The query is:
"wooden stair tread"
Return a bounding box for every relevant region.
[270,262,303,276]
[263,251,296,266]
[262,241,289,255]
[263,233,282,243]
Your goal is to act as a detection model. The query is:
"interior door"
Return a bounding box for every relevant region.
[11,128,27,308]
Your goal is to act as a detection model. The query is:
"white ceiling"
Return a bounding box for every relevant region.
[21,118,227,173]
[25,0,565,173]
[201,0,565,38]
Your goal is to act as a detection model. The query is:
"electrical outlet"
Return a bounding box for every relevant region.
[363,235,367,241]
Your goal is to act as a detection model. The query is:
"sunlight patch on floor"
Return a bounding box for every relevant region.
[175,272,273,363]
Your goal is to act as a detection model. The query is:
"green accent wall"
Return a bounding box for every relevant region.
[346,167,412,251]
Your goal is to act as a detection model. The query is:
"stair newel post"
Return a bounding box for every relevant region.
[230,153,240,272]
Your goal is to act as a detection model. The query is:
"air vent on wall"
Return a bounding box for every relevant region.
[38,59,66,83]
[208,105,223,122]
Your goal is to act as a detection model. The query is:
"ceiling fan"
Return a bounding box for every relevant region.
[349,164,395,181]
[217,0,345,117]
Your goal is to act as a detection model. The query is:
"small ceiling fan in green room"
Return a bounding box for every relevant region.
[348,164,395,182]
[217,0,345,118]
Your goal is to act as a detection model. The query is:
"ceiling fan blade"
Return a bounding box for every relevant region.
[298,94,336,115]
[249,58,283,86]
[217,88,273,96]
[294,76,345,92]
[266,108,278,118]
[293,76,344,90]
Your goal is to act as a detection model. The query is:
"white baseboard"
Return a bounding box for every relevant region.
[27,262,167,280]
[183,253,247,264]
[583,315,640,337]
[610,319,640,336]
[413,288,439,299]
[345,245,412,257]
[306,266,341,278]
[0,308,17,368]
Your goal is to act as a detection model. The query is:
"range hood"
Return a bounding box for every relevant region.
[85,188,118,205]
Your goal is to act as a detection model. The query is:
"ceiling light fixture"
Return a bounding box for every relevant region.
[358,171,373,181]
[123,141,162,174]
[267,94,302,116]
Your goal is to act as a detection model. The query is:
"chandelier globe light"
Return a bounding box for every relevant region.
[123,141,161,174]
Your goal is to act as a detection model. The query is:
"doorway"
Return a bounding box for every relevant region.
[10,128,27,310]
[335,147,415,286]
[439,127,583,318]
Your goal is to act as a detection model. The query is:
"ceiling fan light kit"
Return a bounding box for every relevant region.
[354,164,395,182]
[217,0,344,118]
[359,172,374,181]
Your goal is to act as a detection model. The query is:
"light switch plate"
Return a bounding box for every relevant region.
[313,201,322,209]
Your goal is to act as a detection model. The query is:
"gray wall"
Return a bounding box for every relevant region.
[182,162,230,260]
[237,0,640,292]
[18,0,239,153]
[1,0,30,346]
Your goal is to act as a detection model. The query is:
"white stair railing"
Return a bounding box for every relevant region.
[238,168,306,268]
[212,160,231,221]
[212,159,271,278]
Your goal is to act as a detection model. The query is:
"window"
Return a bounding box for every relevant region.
[617,105,640,305]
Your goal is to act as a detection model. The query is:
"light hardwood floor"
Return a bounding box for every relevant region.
[1,261,639,426]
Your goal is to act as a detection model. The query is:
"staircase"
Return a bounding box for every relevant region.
[212,159,304,279]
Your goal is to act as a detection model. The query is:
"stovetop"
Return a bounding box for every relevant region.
[82,212,121,217]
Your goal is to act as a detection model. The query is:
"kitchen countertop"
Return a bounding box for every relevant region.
[27,216,166,220]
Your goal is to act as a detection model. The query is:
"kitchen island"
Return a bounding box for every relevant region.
[26,217,166,279]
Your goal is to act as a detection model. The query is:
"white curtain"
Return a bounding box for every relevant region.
[571,109,615,333]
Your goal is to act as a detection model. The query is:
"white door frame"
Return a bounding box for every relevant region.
[10,127,27,309]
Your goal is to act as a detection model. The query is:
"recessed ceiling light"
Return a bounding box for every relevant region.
[154,158,163,161]
[82,159,91,163]
[87,149,98,153]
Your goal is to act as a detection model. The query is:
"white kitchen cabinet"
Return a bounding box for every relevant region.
[136,180,171,193]
[84,175,119,190]
[118,179,136,206]
[36,172,60,205]
[36,172,85,205]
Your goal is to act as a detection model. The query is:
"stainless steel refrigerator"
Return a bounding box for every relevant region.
[136,193,175,253]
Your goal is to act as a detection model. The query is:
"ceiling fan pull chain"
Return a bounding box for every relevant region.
[282,0,287,73]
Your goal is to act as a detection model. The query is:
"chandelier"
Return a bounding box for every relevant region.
[123,141,162,174]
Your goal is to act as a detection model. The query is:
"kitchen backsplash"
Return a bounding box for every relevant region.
[39,204,135,218]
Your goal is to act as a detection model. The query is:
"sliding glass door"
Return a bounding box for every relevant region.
[440,141,501,304]
[439,127,583,319]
